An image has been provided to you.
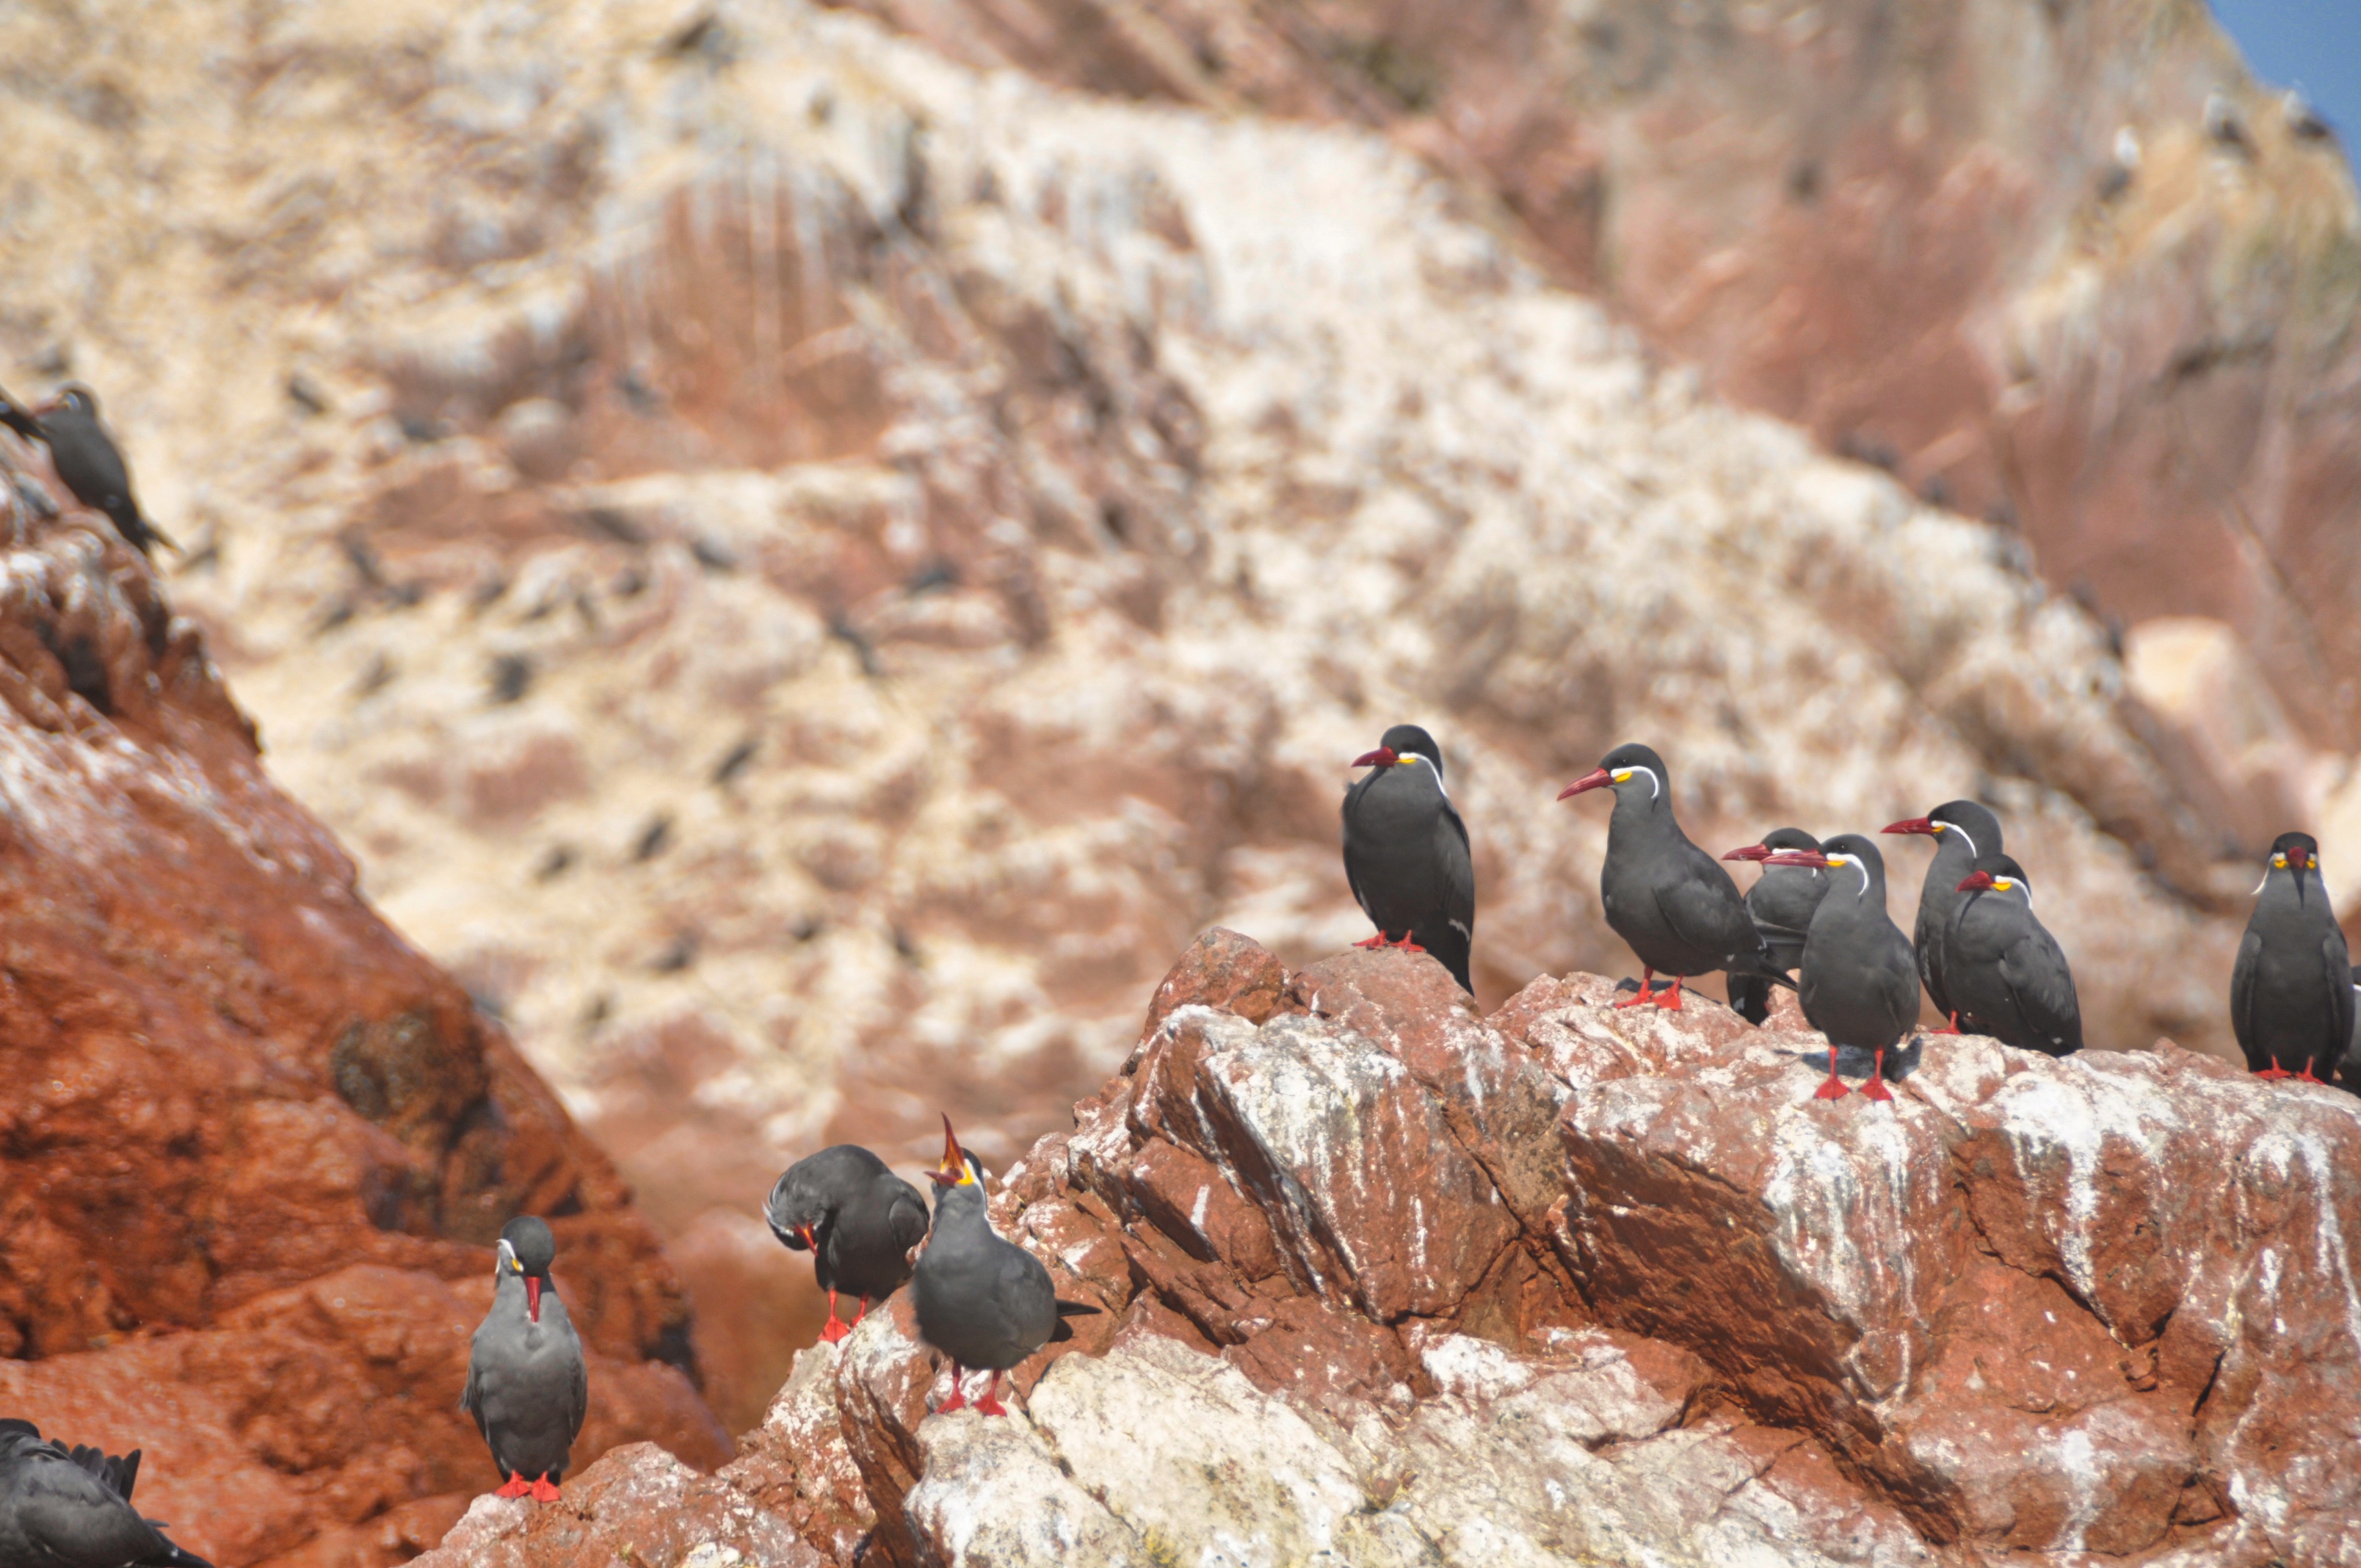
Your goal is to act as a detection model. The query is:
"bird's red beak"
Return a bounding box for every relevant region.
[1722,844,1773,863]
[1956,871,1996,893]
[526,1275,543,1324]
[796,1224,817,1252]
[2288,846,2313,871]
[1558,767,1613,801]
[1352,747,1399,769]
[1763,851,1832,869]
[1882,817,1936,836]
[927,1114,966,1188]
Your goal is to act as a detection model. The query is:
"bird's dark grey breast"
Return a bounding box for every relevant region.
[2235,881,2354,1068]
[1342,769,1455,918]
[1600,804,1754,973]
[1798,878,1919,1051]
[1912,835,1982,1009]
[1747,868,1825,967]
[466,1287,587,1479]
[914,1203,1058,1371]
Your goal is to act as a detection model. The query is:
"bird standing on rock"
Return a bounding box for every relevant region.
[1721,828,1829,1025]
[1764,833,1920,1101]
[1342,724,1475,992]
[0,1420,213,1568]
[1882,800,2003,1034]
[1948,854,2082,1056]
[1559,743,1795,1012]
[0,386,176,559]
[460,1217,587,1502]
[913,1118,1098,1418]
[766,1144,929,1344]
[2230,832,2353,1085]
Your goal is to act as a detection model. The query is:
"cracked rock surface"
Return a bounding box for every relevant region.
[416,931,2361,1566]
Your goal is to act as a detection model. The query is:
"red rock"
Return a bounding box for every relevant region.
[1134,924,1291,1046]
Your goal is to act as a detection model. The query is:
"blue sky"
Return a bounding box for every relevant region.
[2211,0,2361,139]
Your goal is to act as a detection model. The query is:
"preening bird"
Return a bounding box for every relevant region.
[1882,799,2003,1033]
[0,1420,213,1568]
[1721,828,1829,1025]
[911,1118,1099,1418]
[1341,723,1474,992]
[1559,743,1796,1012]
[1948,854,2082,1056]
[766,1144,929,1343]
[2230,832,2354,1085]
[1763,833,1920,1101]
[0,385,177,558]
[460,1216,587,1502]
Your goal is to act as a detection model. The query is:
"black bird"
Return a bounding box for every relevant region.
[912,1118,1099,1418]
[1559,742,1796,1011]
[460,1217,587,1502]
[1764,834,1920,1101]
[0,1420,212,1568]
[2230,832,2354,1085]
[1948,854,2083,1056]
[1721,828,1830,1025]
[766,1144,929,1344]
[1882,799,2003,1033]
[1,386,176,558]
[1342,724,1474,992]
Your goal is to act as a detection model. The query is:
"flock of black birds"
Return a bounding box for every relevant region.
[0,387,2354,1561]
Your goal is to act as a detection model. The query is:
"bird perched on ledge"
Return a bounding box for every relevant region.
[1882,799,2003,1034]
[2231,832,2353,1085]
[913,1117,1099,1418]
[0,1420,213,1568]
[1721,827,1829,1025]
[1560,742,1795,1012]
[460,1216,587,1503]
[0,385,177,559]
[1948,854,2082,1057]
[1342,723,1474,992]
[767,1144,929,1343]
[1763,833,1918,1101]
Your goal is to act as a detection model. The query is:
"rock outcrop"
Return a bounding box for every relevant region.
[416,930,2361,1566]
[0,0,2286,1425]
[0,467,727,1562]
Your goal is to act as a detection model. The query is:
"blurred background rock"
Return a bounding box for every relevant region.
[0,0,2353,1439]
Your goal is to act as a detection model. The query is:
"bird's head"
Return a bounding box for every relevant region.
[1768,832,1882,892]
[1354,724,1445,782]
[926,1114,986,1192]
[48,385,98,418]
[1723,827,1821,865]
[1956,853,2033,902]
[2259,832,2323,899]
[1559,742,1668,804]
[498,1215,557,1324]
[1882,799,1999,860]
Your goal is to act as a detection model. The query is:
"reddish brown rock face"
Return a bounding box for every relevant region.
[413,933,2361,1567]
[0,501,725,1564]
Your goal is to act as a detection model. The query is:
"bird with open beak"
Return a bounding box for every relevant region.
[460,1216,587,1502]
[2231,832,2354,1085]
[912,1117,1099,1418]
[1342,724,1476,992]
[1559,743,1796,1012]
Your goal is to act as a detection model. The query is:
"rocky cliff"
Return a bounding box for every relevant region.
[408,930,2361,1566]
[0,0,2301,1426]
[0,457,728,1562]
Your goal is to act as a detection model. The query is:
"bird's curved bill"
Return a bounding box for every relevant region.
[1762,851,1832,869]
[1722,844,1773,863]
[1352,747,1399,769]
[1557,767,1614,800]
[1882,817,1936,836]
[526,1275,543,1324]
[795,1224,818,1252]
[1955,871,1996,893]
[929,1114,973,1188]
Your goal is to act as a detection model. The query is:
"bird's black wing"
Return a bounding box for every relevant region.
[889,1183,931,1263]
[1048,1298,1103,1343]
[1340,773,1379,926]
[13,1443,176,1568]
[1998,929,2083,1054]
[2324,929,2357,1075]
[1655,851,1796,988]
[1438,796,1475,940]
[2230,926,2263,1065]
[567,1342,590,1443]
[459,1353,484,1424]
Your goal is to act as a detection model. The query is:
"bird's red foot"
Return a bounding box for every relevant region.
[1811,1048,1849,1100]
[1354,933,1390,949]
[529,1475,562,1503]
[1861,1052,1894,1103]
[819,1315,851,1343]
[852,1297,871,1324]
[1612,973,1661,1010]
[1390,934,1427,954]
[936,1371,969,1414]
[2257,1058,2293,1082]
[1650,978,1685,1012]
[973,1371,1009,1417]
[2297,1064,2324,1085]
[1931,1013,1961,1037]
[496,1476,532,1499]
